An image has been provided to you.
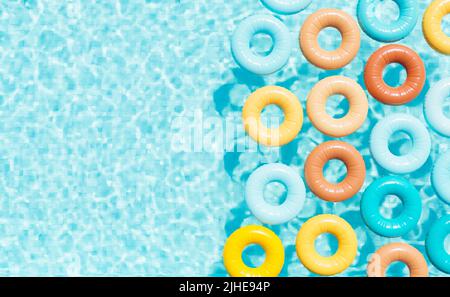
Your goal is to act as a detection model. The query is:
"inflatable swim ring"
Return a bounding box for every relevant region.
[296,214,357,276]
[231,15,291,75]
[367,243,429,277]
[246,163,306,225]
[357,0,419,42]
[423,0,450,55]
[304,141,366,202]
[424,78,450,137]
[300,9,360,70]
[223,225,284,277]
[432,151,450,204]
[242,86,303,147]
[307,76,368,137]
[426,215,450,274]
[261,0,311,15]
[364,44,426,105]
[370,113,431,174]
[361,176,421,237]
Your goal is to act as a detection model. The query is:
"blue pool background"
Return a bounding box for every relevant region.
[0,0,448,276]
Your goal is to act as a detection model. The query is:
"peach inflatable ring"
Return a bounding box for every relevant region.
[367,243,429,277]
[300,9,360,70]
[307,76,368,137]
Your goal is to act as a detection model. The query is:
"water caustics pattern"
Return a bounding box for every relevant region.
[0,0,448,276]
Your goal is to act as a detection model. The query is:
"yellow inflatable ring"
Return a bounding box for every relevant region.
[423,0,450,55]
[243,86,303,147]
[296,214,357,276]
[223,225,285,277]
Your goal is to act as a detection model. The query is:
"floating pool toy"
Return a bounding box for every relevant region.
[426,215,450,274]
[231,15,291,75]
[223,225,284,277]
[304,141,366,202]
[432,151,450,204]
[423,0,450,55]
[246,163,306,225]
[364,44,426,105]
[243,86,303,146]
[307,76,368,137]
[424,78,450,137]
[299,9,360,70]
[361,176,421,237]
[370,113,431,174]
[357,0,418,42]
[367,243,429,277]
[296,214,357,276]
[261,0,311,15]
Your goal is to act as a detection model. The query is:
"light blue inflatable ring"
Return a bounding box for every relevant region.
[261,0,311,15]
[425,78,450,137]
[361,176,421,237]
[370,113,431,174]
[231,15,291,75]
[426,215,450,274]
[357,0,418,42]
[246,163,306,225]
[432,151,450,204]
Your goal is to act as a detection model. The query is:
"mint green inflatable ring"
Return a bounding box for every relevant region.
[357,0,419,42]
[261,0,311,15]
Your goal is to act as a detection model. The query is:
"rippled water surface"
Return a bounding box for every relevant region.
[0,0,448,276]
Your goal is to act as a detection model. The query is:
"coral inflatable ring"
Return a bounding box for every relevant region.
[364,44,426,105]
[304,141,366,202]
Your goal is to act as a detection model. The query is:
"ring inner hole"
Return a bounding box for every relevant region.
[379,194,404,219]
[242,244,266,268]
[264,181,287,206]
[323,159,347,184]
[383,63,407,87]
[386,261,409,277]
[326,94,350,119]
[318,27,342,51]
[388,130,413,156]
[371,0,400,23]
[250,32,274,57]
[442,14,450,36]
[261,104,285,128]
[314,233,338,257]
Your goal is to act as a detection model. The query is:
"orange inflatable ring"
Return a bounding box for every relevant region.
[367,243,429,277]
[364,44,426,105]
[300,9,360,70]
[304,141,366,202]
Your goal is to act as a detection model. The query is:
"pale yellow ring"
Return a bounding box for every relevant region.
[423,0,450,55]
[242,86,303,147]
[296,214,357,276]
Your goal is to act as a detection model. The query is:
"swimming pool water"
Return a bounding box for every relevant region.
[0,0,448,276]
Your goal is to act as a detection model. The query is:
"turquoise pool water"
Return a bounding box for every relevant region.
[0,0,448,276]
